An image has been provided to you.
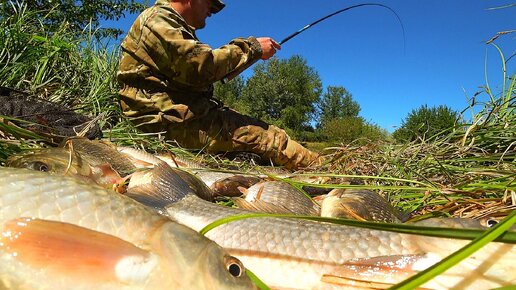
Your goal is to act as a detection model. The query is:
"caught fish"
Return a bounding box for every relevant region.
[118,146,204,169]
[193,170,264,197]
[62,137,136,177]
[118,146,264,197]
[234,181,320,215]
[130,163,516,289]
[169,167,215,202]
[211,174,262,197]
[6,148,121,188]
[0,167,256,290]
[127,165,215,206]
[317,188,404,223]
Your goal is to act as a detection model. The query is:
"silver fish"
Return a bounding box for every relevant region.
[234,180,320,215]
[318,188,404,223]
[62,137,137,177]
[192,170,262,197]
[0,167,256,290]
[6,147,122,188]
[127,166,215,203]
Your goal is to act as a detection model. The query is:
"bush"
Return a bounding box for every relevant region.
[393,105,459,142]
[319,116,389,144]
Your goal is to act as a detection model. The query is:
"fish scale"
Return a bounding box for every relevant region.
[167,196,416,263]
[236,181,320,215]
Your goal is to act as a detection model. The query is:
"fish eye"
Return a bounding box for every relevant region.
[225,256,244,277]
[32,161,49,172]
[486,218,498,227]
[480,217,499,228]
[228,263,242,277]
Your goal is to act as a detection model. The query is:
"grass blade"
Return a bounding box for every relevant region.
[246,269,271,290]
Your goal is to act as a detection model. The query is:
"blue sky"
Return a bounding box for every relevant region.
[108,1,515,132]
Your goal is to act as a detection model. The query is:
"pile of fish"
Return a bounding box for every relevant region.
[2,137,515,289]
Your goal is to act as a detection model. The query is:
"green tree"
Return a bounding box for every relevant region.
[317,86,360,127]
[213,76,248,113]
[241,55,322,135]
[393,104,459,142]
[1,0,146,38]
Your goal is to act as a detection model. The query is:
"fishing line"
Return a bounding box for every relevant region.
[279,3,406,50]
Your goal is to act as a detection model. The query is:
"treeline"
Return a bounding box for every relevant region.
[214,57,460,144]
[1,1,460,145]
[214,56,391,143]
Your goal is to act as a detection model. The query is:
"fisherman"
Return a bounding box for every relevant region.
[117,0,322,169]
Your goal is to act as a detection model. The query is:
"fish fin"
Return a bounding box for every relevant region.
[320,254,431,289]
[95,162,119,176]
[125,184,172,211]
[0,218,157,284]
[254,183,265,199]
[125,163,194,205]
[237,186,248,195]
[152,162,197,197]
[320,195,367,220]
[130,158,156,168]
[89,162,122,186]
[232,197,294,214]
[311,194,326,203]
[128,169,154,188]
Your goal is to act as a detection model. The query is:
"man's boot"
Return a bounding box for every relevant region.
[274,139,323,170]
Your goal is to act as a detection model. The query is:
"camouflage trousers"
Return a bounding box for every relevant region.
[133,105,319,170]
[167,107,320,169]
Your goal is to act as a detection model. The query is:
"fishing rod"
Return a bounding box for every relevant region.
[279,3,405,45]
[222,3,405,83]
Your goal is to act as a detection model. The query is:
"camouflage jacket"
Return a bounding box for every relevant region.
[117,0,262,124]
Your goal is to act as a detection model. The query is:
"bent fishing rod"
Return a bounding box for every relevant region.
[222,3,405,83]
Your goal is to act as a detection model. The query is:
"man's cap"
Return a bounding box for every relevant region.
[210,0,225,14]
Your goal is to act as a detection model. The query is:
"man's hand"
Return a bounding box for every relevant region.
[257,37,281,60]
